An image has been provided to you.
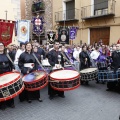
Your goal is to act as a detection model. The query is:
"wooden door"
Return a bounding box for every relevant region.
[90,27,110,45]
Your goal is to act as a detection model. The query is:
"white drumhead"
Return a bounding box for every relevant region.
[50,70,79,79]
[42,59,51,66]
[22,71,46,82]
[80,68,97,73]
[0,72,20,85]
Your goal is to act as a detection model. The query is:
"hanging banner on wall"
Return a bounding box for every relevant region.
[32,15,44,36]
[69,27,78,40]
[47,31,56,44]
[0,21,14,46]
[17,20,30,43]
[58,27,69,44]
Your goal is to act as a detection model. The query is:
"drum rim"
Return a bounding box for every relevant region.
[49,70,80,81]
[0,84,24,102]
[24,80,48,91]
[80,68,98,73]
[22,70,47,84]
[0,71,21,87]
[51,83,80,91]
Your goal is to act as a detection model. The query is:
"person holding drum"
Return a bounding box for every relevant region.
[106,44,120,91]
[0,42,15,110]
[18,42,42,103]
[79,45,91,70]
[47,41,65,100]
[79,45,91,84]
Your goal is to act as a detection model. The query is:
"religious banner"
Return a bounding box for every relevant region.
[47,31,56,44]
[17,20,30,43]
[32,15,44,36]
[58,27,69,44]
[0,21,14,46]
[69,27,78,40]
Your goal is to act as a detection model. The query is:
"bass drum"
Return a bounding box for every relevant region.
[0,72,24,102]
[22,70,48,91]
[49,70,80,91]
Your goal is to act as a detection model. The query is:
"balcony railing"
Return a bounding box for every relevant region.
[81,0,116,20]
[31,1,45,13]
[55,8,79,22]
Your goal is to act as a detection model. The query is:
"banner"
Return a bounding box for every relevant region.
[69,27,78,40]
[58,27,69,44]
[47,31,56,44]
[17,20,30,43]
[32,16,44,36]
[0,21,14,46]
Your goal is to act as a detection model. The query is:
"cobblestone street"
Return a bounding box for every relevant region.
[0,81,120,120]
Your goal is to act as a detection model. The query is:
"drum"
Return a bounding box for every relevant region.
[49,70,80,91]
[80,68,98,81]
[0,72,24,102]
[98,69,120,82]
[22,70,48,91]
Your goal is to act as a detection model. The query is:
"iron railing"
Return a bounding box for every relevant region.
[55,8,79,22]
[81,0,116,19]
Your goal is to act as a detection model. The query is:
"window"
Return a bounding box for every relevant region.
[94,0,108,15]
[66,0,75,20]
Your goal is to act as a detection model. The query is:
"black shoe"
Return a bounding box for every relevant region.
[106,89,111,91]
[85,81,89,85]
[38,98,43,102]
[96,81,99,84]
[102,82,105,84]
[49,96,53,100]
[0,105,6,110]
[10,104,15,108]
[59,95,65,98]
[27,100,32,103]
[20,99,24,102]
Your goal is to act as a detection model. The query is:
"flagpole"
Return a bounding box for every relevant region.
[39,35,40,44]
[5,10,8,20]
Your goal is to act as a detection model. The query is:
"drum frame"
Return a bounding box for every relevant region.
[50,70,80,91]
[98,69,120,82]
[23,70,48,91]
[0,72,24,102]
[80,68,98,81]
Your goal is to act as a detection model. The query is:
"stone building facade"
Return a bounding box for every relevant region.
[21,0,53,44]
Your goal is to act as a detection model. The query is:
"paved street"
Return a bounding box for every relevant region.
[0,81,120,120]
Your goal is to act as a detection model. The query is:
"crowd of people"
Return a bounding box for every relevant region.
[0,39,120,111]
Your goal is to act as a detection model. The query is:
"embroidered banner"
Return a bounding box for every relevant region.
[32,16,44,36]
[47,31,56,44]
[0,21,14,46]
[69,27,78,40]
[58,27,69,44]
[17,20,30,43]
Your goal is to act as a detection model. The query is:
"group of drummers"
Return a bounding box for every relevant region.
[0,39,120,111]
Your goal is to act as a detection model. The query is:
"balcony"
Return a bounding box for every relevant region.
[55,8,79,22]
[31,1,45,14]
[81,0,116,20]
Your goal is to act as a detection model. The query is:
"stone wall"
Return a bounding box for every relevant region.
[25,0,53,40]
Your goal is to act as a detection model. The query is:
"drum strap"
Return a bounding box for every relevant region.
[32,53,46,72]
[6,53,15,67]
[61,52,79,73]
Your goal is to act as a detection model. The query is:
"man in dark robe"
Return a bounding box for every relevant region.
[47,41,65,100]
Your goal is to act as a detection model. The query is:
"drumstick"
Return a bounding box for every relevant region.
[32,53,46,73]
[61,52,79,73]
